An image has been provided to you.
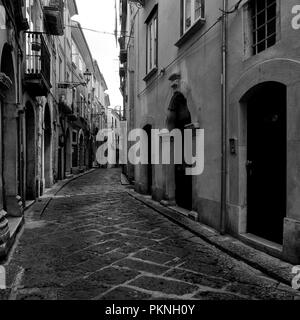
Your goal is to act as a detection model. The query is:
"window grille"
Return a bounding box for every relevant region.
[251,0,277,55]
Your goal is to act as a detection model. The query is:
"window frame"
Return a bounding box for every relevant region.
[181,0,205,36]
[250,0,279,55]
[145,4,158,80]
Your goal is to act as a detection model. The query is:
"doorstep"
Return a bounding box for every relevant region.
[239,233,283,259]
[0,216,24,260]
[127,189,295,286]
[120,173,130,186]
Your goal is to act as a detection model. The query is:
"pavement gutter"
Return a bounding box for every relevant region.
[37,169,96,218]
[127,189,295,287]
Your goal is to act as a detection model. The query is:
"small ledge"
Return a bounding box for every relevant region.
[185,122,201,129]
[175,18,206,48]
[143,67,158,82]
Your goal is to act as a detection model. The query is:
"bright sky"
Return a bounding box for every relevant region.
[73,0,122,108]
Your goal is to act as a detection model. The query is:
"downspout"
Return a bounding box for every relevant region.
[17,48,25,208]
[220,0,228,235]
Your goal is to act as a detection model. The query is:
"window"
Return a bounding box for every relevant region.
[251,0,277,55]
[182,0,205,34]
[146,7,158,75]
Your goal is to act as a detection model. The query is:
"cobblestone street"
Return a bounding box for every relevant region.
[2,169,299,300]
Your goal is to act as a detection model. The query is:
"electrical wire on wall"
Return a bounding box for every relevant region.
[136,0,245,97]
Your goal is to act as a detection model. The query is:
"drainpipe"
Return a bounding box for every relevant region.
[220,0,228,235]
[17,48,25,208]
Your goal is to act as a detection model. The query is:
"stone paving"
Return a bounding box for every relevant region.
[2,169,300,300]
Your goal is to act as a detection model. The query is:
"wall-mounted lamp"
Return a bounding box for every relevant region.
[83,69,92,85]
[58,68,93,89]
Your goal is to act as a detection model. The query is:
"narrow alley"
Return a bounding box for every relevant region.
[1,169,298,300]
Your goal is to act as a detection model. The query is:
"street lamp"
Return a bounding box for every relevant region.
[58,68,92,89]
[83,68,92,85]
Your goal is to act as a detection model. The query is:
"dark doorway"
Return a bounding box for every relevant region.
[72,131,78,168]
[65,129,71,174]
[1,43,20,213]
[25,103,36,200]
[79,134,84,167]
[58,148,62,180]
[44,104,52,188]
[246,82,287,244]
[144,125,152,195]
[167,92,192,211]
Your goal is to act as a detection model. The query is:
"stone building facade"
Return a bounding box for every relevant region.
[0,0,29,256]
[120,0,300,264]
[90,60,110,167]
[0,0,109,258]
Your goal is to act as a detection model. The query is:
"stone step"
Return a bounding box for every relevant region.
[0,216,24,260]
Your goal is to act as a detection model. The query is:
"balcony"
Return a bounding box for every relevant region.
[24,32,51,96]
[43,0,64,36]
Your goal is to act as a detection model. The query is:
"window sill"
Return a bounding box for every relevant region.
[175,18,206,48]
[143,67,158,82]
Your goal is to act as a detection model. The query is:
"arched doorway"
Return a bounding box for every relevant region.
[166,92,192,210]
[1,43,22,215]
[79,131,84,168]
[88,135,94,168]
[25,102,36,200]
[44,104,52,188]
[65,128,71,175]
[242,82,287,244]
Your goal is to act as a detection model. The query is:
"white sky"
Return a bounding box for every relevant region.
[73,0,122,108]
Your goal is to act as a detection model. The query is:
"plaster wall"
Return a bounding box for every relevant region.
[130,0,300,262]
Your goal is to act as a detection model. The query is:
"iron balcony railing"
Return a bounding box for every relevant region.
[25,31,51,92]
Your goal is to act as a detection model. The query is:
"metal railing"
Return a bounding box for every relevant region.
[25,32,51,86]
